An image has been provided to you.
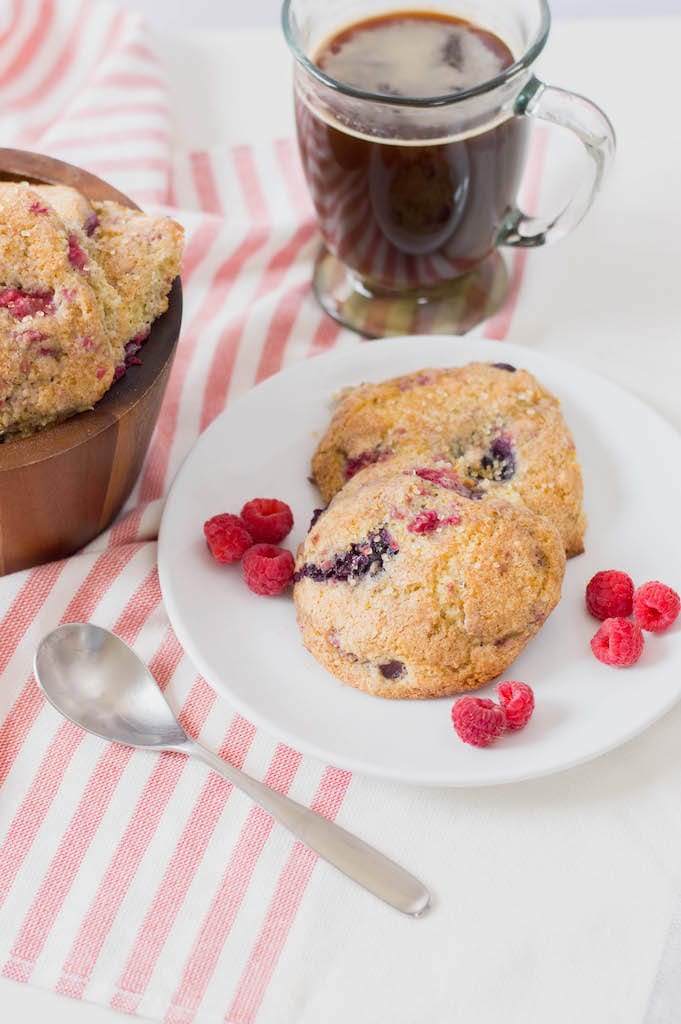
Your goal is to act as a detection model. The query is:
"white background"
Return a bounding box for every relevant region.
[106,0,679,29]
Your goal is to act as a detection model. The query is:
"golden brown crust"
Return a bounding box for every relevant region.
[294,455,566,699]
[311,362,586,558]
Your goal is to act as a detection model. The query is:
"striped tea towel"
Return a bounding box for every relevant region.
[0,2,543,1022]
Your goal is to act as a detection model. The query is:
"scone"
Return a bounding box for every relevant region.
[0,183,116,437]
[294,456,566,699]
[32,184,184,364]
[311,361,586,558]
[0,181,184,438]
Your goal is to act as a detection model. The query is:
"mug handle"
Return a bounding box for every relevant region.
[498,75,616,248]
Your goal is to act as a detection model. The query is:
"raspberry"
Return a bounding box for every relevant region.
[407,510,461,534]
[345,448,392,481]
[67,234,88,271]
[412,467,484,500]
[451,697,506,748]
[84,211,100,236]
[240,498,294,544]
[22,330,48,346]
[242,544,295,596]
[497,681,535,730]
[0,287,55,319]
[585,570,634,620]
[407,510,441,534]
[203,513,253,565]
[633,581,681,632]
[591,617,644,667]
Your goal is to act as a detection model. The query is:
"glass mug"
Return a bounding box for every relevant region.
[282,0,615,337]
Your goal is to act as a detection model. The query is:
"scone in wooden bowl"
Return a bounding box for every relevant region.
[0,149,182,576]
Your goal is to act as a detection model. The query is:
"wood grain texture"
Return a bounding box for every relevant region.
[0,149,183,576]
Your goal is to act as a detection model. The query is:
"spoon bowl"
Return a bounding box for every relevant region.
[36,623,187,749]
[34,623,430,917]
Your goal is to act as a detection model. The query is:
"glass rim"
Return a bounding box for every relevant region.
[281,1,551,108]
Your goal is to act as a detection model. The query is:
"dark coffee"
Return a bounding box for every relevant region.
[296,11,529,289]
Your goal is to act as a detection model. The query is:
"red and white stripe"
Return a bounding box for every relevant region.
[0,3,542,1021]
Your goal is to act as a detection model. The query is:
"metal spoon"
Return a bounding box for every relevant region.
[34,623,430,918]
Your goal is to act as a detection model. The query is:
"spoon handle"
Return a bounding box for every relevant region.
[185,739,430,918]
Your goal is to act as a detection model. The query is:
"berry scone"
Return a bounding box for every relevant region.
[311,361,586,558]
[294,456,566,699]
[0,181,183,438]
[0,183,117,437]
[31,184,184,365]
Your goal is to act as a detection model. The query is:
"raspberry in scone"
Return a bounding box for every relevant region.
[293,455,566,699]
[311,361,586,558]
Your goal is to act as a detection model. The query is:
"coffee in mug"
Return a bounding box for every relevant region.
[284,0,615,337]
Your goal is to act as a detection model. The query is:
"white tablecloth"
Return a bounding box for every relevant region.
[2,15,681,1024]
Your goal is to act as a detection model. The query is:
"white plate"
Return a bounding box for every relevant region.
[158,337,681,787]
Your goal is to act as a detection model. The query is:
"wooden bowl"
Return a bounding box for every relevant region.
[0,149,183,576]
